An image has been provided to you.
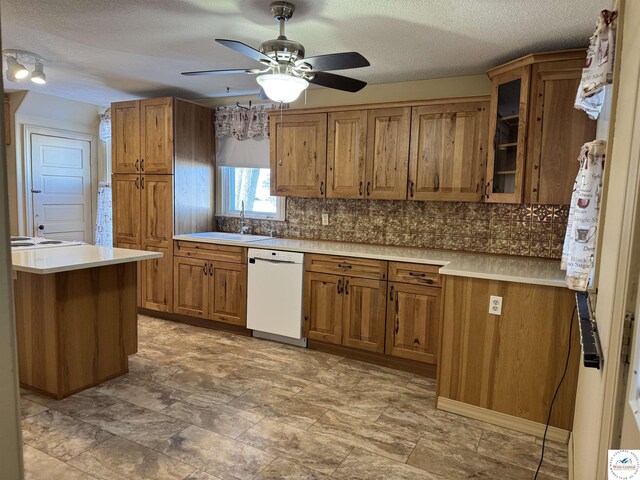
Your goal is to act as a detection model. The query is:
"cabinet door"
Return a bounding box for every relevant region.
[174,256,209,319]
[486,67,530,203]
[342,277,387,352]
[209,261,246,326]
[386,282,440,364]
[365,107,410,200]
[112,101,140,174]
[140,97,174,174]
[303,272,343,344]
[270,113,327,197]
[526,62,597,205]
[409,102,488,201]
[112,174,140,247]
[141,246,173,312]
[327,111,367,199]
[141,175,173,250]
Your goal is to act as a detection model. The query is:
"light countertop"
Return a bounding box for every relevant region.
[12,245,162,274]
[174,233,566,288]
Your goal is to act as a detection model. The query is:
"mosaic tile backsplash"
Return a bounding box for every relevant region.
[216,198,570,259]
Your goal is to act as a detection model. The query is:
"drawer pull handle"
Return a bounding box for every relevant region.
[389,285,394,301]
[337,279,343,295]
[338,263,352,269]
[409,272,426,277]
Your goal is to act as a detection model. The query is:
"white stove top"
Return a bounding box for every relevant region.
[10,236,85,251]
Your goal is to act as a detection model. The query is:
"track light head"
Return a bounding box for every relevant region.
[31,61,46,84]
[6,55,28,80]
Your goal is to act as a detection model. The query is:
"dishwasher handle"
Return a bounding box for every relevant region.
[250,257,297,265]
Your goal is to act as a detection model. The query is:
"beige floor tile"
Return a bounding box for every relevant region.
[22,410,113,462]
[157,424,275,480]
[94,375,190,411]
[255,457,329,479]
[333,447,445,480]
[160,396,260,438]
[23,389,119,419]
[238,418,352,475]
[407,436,544,480]
[477,429,568,479]
[21,398,49,419]
[186,470,222,480]
[294,383,390,422]
[225,365,311,394]
[81,401,189,448]
[284,361,365,390]
[23,445,97,480]
[159,370,250,402]
[309,410,418,462]
[69,436,195,480]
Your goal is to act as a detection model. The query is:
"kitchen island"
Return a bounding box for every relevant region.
[12,245,161,399]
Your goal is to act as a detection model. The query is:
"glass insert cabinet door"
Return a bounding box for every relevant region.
[485,66,531,203]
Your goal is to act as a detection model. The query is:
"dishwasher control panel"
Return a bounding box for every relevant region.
[248,248,304,264]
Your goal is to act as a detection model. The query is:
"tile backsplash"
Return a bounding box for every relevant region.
[216,198,569,259]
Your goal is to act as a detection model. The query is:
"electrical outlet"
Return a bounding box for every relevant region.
[321,212,329,226]
[489,295,503,315]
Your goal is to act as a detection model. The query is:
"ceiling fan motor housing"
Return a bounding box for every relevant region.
[260,38,305,64]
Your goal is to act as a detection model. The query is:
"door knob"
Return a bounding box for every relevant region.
[31,189,42,193]
[38,225,44,231]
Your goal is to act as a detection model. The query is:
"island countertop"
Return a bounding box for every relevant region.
[173,233,567,288]
[12,245,162,274]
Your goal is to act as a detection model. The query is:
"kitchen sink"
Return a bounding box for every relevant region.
[188,232,271,242]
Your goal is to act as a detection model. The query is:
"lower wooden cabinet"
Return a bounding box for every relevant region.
[174,256,247,326]
[303,272,343,345]
[304,272,387,352]
[385,282,440,364]
[141,246,173,312]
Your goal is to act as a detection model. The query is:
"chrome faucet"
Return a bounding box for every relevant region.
[240,201,250,234]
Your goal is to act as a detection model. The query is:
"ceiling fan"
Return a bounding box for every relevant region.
[182,1,370,103]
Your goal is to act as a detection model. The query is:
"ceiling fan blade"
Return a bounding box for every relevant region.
[308,72,367,93]
[258,88,268,100]
[216,39,276,65]
[296,52,370,72]
[181,68,263,76]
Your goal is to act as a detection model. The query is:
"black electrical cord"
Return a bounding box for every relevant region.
[534,305,577,479]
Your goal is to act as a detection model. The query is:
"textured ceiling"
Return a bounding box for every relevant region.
[1,0,607,106]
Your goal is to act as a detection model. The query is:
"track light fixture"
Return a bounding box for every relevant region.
[2,50,47,85]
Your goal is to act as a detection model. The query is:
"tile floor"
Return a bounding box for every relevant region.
[20,315,568,480]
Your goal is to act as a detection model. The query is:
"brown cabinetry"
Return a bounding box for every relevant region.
[365,107,411,200]
[174,243,247,326]
[409,101,488,201]
[386,282,440,364]
[485,50,597,204]
[327,110,367,198]
[304,255,388,352]
[270,112,327,197]
[112,97,215,314]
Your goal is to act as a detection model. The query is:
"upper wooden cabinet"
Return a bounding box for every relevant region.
[112,101,141,174]
[270,112,327,197]
[113,97,176,175]
[409,101,489,201]
[140,97,174,174]
[525,60,597,204]
[365,107,411,200]
[485,50,596,204]
[327,110,367,199]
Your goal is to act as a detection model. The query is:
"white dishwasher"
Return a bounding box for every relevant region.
[247,248,307,347]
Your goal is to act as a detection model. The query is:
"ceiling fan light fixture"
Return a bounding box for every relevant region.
[257,73,308,103]
[7,55,28,80]
[31,61,46,84]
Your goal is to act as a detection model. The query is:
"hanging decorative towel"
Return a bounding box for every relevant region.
[214,104,278,140]
[575,9,617,119]
[562,140,606,291]
[95,183,113,246]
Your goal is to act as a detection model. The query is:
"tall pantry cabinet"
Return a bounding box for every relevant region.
[112,97,215,313]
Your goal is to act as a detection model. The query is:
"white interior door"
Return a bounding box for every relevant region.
[30,133,92,241]
[621,282,640,447]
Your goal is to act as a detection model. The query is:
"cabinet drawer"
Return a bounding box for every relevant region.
[174,241,246,264]
[388,262,441,287]
[305,254,387,280]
